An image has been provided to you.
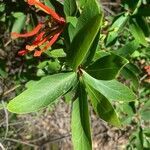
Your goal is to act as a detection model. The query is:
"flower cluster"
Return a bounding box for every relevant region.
[11,0,65,57]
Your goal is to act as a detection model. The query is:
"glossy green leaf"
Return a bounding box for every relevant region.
[75,0,102,34]
[71,82,92,150]
[11,12,26,33]
[85,83,121,127]
[129,18,148,47]
[68,14,102,70]
[67,0,103,70]
[82,71,136,102]
[7,72,77,114]
[83,31,100,66]
[64,0,77,16]
[86,53,128,80]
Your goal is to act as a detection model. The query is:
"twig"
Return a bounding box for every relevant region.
[0,143,5,150]
[4,40,11,47]
[29,134,47,143]
[3,85,20,96]
[42,134,71,145]
[40,130,109,146]
[140,74,147,82]
[102,2,119,6]
[5,138,38,148]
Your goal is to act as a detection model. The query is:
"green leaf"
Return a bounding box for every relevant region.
[76,0,87,9]
[67,0,103,69]
[44,0,55,10]
[83,31,100,66]
[105,13,129,46]
[75,0,102,34]
[109,13,129,31]
[25,80,38,89]
[71,82,92,150]
[11,12,26,33]
[105,31,118,47]
[141,100,150,121]
[50,49,66,58]
[135,16,150,37]
[121,66,139,90]
[117,103,135,125]
[7,72,77,114]
[82,71,136,102]
[116,40,140,57]
[129,18,148,47]
[126,63,141,75]
[68,14,102,70]
[86,53,128,80]
[85,83,121,127]
[66,16,78,27]
[64,0,77,16]
[93,51,110,61]
[0,3,5,12]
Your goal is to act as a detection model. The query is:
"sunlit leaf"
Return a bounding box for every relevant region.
[71,82,92,150]
[7,72,77,114]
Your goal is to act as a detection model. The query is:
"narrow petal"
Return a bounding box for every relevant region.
[28,0,39,5]
[144,66,150,70]
[26,37,48,51]
[41,30,62,52]
[32,31,45,45]
[28,0,65,24]
[25,31,46,51]
[34,30,62,57]
[26,37,47,51]
[18,50,28,56]
[34,50,42,57]
[11,24,43,39]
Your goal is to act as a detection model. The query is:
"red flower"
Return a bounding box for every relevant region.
[11,0,65,57]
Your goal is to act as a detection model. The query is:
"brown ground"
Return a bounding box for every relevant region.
[0,99,132,150]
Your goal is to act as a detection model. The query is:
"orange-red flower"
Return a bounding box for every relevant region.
[144,65,150,76]
[11,0,66,57]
